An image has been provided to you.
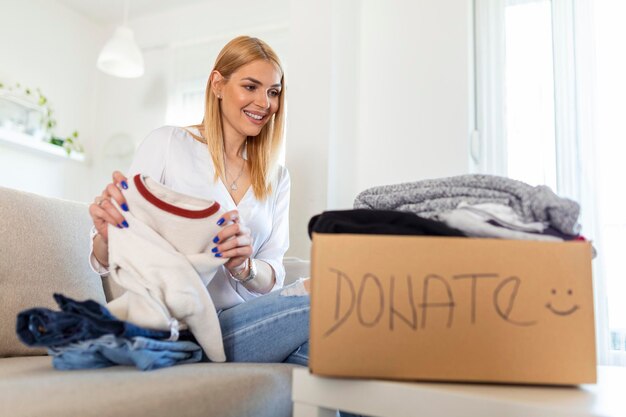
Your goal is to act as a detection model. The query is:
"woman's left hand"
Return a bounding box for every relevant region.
[213,210,253,274]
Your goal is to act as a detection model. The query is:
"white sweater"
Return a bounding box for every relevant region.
[106,174,227,362]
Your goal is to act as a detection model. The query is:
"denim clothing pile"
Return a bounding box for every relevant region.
[16,293,201,371]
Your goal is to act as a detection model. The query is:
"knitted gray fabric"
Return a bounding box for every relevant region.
[353,174,581,235]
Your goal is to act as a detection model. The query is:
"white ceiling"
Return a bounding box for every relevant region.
[56,0,211,25]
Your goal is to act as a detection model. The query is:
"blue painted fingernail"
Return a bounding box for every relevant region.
[120,180,128,190]
[122,220,129,228]
[216,218,225,226]
[213,236,219,243]
[214,253,222,258]
[211,247,218,253]
[121,203,129,212]
[117,224,123,229]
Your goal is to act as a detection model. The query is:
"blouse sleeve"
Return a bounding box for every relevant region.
[88,226,110,276]
[248,166,291,293]
[87,126,174,275]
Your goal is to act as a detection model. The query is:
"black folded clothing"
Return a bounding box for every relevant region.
[308,209,466,239]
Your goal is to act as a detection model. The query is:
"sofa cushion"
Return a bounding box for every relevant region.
[283,257,311,286]
[0,356,296,417]
[0,187,107,357]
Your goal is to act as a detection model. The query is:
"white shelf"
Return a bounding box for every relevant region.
[0,127,84,162]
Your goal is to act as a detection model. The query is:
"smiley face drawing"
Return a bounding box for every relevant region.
[545,288,580,316]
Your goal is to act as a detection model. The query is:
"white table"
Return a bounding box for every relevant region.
[292,367,626,417]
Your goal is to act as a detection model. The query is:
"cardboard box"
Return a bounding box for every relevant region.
[309,234,596,385]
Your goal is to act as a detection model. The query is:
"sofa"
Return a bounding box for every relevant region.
[0,185,311,417]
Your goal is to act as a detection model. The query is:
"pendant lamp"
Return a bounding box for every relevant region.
[97,0,144,78]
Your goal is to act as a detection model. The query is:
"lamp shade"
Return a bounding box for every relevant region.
[97,27,144,78]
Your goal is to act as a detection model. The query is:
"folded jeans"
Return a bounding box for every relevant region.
[48,334,202,371]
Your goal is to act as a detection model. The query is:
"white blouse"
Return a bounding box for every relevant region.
[90,125,291,310]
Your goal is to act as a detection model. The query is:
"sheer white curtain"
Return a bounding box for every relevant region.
[473,0,616,365]
[472,0,507,177]
[592,0,626,366]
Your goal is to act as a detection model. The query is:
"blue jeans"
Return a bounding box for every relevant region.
[48,334,202,371]
[16,293,174,347]
[217,283,363,417]
[216,280,310,365]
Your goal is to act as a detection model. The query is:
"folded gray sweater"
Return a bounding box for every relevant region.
[353,174,580,235]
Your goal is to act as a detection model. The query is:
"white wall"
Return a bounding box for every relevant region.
[0,0,105,201]
[286,0,473,258]
[327,0,361,210]
[286,0,333,257]
[355,0,472,191]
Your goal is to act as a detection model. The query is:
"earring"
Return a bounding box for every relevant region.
[217,94,222,99]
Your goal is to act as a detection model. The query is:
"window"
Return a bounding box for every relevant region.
[165,79,206,127]
[504,0,557,190]
[474,0,626,365]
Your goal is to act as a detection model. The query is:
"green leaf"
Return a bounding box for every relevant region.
[50,137,64,146]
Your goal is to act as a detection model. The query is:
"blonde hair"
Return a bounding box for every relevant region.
[187,36,285,201]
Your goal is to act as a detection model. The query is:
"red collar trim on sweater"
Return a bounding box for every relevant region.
[133,174,220,219]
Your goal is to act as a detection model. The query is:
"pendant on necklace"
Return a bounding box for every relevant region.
[231,183,238,191]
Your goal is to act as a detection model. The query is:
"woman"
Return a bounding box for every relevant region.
[88,36,310,365]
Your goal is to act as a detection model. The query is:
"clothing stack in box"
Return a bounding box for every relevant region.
[310,174,591,248]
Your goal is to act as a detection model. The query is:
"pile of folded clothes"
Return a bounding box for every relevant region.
[352,174,590,244]
[16,293,201,371]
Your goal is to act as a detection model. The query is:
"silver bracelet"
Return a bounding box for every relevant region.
[229,258,257,283]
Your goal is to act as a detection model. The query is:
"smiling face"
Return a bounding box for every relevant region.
[213,59,282,142]
[545,287,580,316]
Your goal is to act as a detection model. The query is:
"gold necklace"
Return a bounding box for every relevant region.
[223,153,245,191]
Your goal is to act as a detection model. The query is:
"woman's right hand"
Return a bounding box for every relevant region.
[88,171,130,243]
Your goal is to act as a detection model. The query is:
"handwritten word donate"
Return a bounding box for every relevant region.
[323,267,562,338]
